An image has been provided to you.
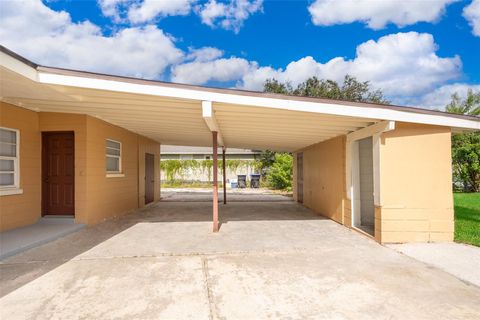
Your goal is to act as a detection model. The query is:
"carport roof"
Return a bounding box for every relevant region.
[1,45,479,151]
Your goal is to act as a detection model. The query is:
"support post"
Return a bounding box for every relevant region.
[222,146,227,204]
[212,131,219,232]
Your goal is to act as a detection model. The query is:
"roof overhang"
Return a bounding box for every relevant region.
[1,46,479,152]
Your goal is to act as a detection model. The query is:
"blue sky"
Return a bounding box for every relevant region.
[1,0,479,109]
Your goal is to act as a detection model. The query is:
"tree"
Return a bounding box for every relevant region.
[266,153,293,190]
[263,75,389,104]
[446,90,480,116]
[257,150,277,177]
[446,90,480,192]
[451,133,480,192]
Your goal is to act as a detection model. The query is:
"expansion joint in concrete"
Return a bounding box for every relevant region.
[202,256,218,320]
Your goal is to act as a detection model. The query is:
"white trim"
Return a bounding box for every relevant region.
[346,121,395,207]
[106,173,125,178]
[347,121,395,142]
[0,51,37,81]
[202,101,225,146]
[0,188,23,196]
[106,139,122,174]
[0,126,20,191]
[37,72,480,130]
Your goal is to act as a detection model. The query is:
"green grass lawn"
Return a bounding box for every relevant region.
[454,193,480,246]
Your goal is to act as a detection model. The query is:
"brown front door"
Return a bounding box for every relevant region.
[145,153,155,205]
[42,132,75,216]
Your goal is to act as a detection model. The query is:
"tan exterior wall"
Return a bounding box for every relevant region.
[295,122,453,244]
[0,102,41,231]
[298,136,347,224]
[85,116,140,225]
[1,103,160,231]
[378,122,454,243]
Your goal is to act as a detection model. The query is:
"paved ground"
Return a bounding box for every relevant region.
[388,242,480,287]
[1,192,479,319]
[0,216,84,259]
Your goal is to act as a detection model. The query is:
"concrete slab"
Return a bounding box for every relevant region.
[0,217,84,260]
[206,252,480,319]
[388,242,480,287]
[0,257,210,320]
[1,194,479,319]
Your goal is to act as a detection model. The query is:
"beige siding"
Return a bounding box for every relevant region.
[1,103,161,231]
[0,102,41,231]
[85,116,140,225]
[296,122,454,244]
[378,122,454,243]
[299,136,347,224]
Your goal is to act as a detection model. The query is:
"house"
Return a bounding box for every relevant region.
[160,145,260,183]
[1,45,479,243]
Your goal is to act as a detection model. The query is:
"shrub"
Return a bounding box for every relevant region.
[266,153,293,190]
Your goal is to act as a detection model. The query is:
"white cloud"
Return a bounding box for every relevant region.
[172,56,255,84]
[186,47,224,62]
[97,0,130,22]
[308,0,457,29]
[0,0,183,79]
[128,0,195,24]
[463,0,480,36]
[238,32,462,100]
[412,83,480,110]
[197,0,263,33]
[97,0,195,24]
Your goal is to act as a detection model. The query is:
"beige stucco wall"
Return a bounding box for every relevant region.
[85,116,140,225]
[0,102,41,231]
[297,136,347,224]
[378,122,454,243]
[295,122,454,244]
[0,103,161,231]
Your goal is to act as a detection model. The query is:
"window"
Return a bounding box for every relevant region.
[0,127,19,189]
[106,139,121,173]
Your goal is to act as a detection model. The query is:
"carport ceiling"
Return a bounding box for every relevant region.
[1,46,479,151]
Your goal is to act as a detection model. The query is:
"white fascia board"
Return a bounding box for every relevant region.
[0,51,37,81]
[37,72,480,130]
[347,121,395,142]
[202,101,224,146]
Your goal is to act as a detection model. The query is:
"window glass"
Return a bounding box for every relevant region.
[106,157,119,172]
[0,128,18,189]
[0,159,14,171]
[0,129,16,144]
[0,173,14,186]
[106,139,121,173]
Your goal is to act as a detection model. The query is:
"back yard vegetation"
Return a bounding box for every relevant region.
[160,153,293,190]
[454,193,480,247]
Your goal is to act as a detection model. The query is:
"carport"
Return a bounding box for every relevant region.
[1,46,479,243]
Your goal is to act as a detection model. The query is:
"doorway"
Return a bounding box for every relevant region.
[352,137,375,236]
[297,152,303,203]
[145,153,155,205]
[42,132,75,216]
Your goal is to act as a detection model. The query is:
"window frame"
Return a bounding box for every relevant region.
[0,126,21,194]
[106,139,122,176]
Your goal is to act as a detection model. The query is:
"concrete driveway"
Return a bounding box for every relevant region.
[1,192,479,319]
